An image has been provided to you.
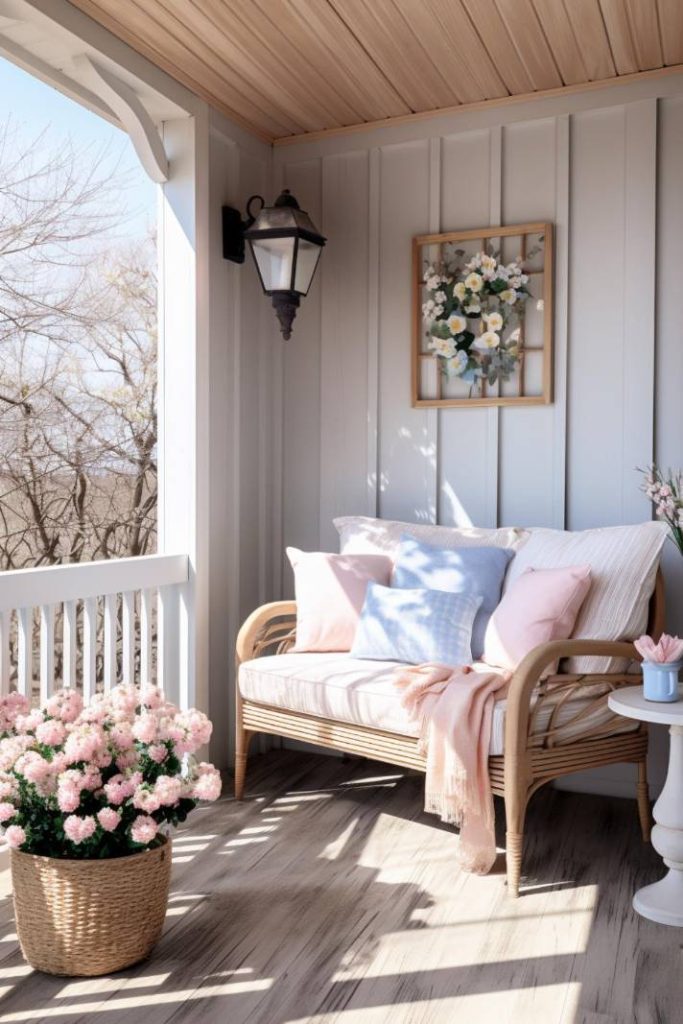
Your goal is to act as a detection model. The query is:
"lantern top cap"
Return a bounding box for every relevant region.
[245,190,326,247]
[274,189,300,209]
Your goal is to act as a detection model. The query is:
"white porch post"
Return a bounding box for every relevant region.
[157,110,210,715]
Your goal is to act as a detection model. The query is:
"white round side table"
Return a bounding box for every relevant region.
[608,685,683,926]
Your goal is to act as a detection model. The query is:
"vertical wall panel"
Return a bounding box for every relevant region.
[281,159,323,587]
[656,96,683,639]
[622,99,657,521]
[438,129,498,527]
[319,151,370,549]
[207,113,272,768]
[567,103,656,529]
[499,117,559,527]
[208,130,239,768]
[238,151,269,616]
[366,149,381,517]
[377,140,433,523]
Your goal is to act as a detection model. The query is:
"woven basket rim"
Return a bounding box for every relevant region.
[10,833,170,868]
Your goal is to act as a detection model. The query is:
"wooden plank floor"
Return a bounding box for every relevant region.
[0,750,679,1024]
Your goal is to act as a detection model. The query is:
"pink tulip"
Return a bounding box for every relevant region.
[635,633,683,664]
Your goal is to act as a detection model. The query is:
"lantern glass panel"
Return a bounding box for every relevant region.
[294,239,322,295]
[250,236,296,292]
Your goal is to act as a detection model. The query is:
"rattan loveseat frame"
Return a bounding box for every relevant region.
[235,571,664,896]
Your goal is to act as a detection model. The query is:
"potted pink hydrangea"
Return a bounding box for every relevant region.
[0,683,221,977]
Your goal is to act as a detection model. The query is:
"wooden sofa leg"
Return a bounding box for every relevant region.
[637,758,652,842]
[505,789,528,898]
[506,831,524,898]
[235,729,254,801]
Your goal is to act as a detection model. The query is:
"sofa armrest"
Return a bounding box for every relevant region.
[236,601,297,666]
[503,638,640,777]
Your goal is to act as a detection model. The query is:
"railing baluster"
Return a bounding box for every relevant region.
[83,597,97,700]
[158,585,179,703]
[63,601,77,688]
[140,588,153,686]
[0,611,10,695]
[103,594,117,691]
[39,604,55,703]
[122,590,135,684]
[17,608,32,698]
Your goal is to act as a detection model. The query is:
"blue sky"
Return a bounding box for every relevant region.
[0,56,156,235]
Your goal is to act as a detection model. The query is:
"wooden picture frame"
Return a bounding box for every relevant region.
[412,222,553,408]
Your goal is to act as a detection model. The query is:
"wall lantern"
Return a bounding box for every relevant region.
[222,189,326,340]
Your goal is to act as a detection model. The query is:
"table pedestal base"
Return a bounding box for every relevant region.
[634,868,683,926]
[634,724,683,926]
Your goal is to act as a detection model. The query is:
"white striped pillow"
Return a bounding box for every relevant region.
[504,523,667,673]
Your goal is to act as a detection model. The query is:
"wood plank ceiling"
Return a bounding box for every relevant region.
[68,0,683,143]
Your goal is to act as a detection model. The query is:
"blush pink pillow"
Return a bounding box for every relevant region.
[483,565,592,671]
[287,548,393,652]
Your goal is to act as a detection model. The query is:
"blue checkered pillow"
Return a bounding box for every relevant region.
[350,583,482,666]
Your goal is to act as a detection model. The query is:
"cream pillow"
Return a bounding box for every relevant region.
[334,515,527,558]
[504,523,667,673]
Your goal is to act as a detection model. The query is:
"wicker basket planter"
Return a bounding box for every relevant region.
[10,836,172,976]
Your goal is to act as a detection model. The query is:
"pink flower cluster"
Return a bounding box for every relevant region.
[0,683,221,858]
[641,466,683,552]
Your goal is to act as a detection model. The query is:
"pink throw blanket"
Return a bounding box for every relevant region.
[394,663,510,874]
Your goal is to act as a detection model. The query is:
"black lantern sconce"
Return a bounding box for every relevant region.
[222,189,326,340]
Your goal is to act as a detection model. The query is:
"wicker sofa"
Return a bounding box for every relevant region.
[235,558,664,898]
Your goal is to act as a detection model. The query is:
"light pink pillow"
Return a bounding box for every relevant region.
[287,548,393,652]
[483,565,592,672]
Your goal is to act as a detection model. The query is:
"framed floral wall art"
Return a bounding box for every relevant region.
[412,222,553,407]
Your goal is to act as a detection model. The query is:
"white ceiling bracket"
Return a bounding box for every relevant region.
[74,53,169,183]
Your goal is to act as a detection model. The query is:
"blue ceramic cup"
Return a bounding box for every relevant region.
[642,660,682,702]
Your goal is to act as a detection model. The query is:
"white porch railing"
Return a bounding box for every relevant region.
[0,554,189,707]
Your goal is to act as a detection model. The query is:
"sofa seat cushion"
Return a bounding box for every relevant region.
[238,653,638,755]
[239,652,420,738]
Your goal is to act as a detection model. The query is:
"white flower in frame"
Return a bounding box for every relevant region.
[422,300,435,323]
[434,290,447,303]
[429,337,456,358]
[464,300,481,315]
[500,288,518,305]
[446,313,467,336]
[465,272,483,293]
[426,274,441,291]
[483,311,504,332]
[450,350,468,376]
[454,281,466,302]
[433,304,444,317]
[473,330,500,351]
[423,265,435,282]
